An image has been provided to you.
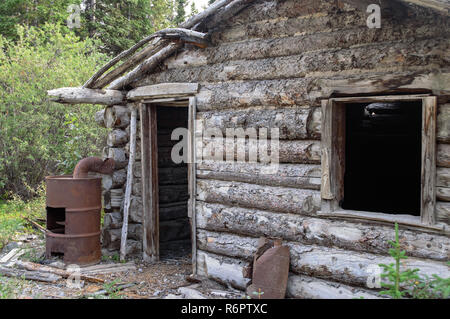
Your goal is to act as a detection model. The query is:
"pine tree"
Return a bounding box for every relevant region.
[82,0,174,55]
[0,0,79,40]
[175,0,187,25]
[190,1,199,17]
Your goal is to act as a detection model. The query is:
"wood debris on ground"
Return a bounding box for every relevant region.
[0,236,245,299]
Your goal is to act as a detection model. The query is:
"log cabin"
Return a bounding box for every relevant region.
[48,0,450,298]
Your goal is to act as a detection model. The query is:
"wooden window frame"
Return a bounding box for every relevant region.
[320,95,438,229]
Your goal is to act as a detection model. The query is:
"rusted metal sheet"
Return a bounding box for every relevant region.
[247,238,290,299]
[45,175,103,266]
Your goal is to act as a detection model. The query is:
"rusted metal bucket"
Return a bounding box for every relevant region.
[45,175,102,266]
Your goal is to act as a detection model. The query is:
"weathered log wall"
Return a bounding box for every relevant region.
[95,0,449,298]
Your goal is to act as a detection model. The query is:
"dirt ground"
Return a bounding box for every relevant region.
[0,235,245,299]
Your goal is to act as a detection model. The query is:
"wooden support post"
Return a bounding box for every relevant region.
[421,96,437,225]
[141,103,159,262]
[120,103,138,261]
[188,97,198,274]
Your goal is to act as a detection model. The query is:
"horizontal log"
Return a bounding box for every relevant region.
[437,167,450,187]
[215,1,446,43]
[196,249,380,298]
[287,274,382,299]
[196,202,449,261]
[102,169,127,191]
[127,83,199,100]
[197,161,321,190]
[146,39,449,84]
[0,265,62,283]
[160,218,191,243]
[103,224,142,245]
[110,189,124,208]
[47,87,125,105]
[197,180,321,216]
[95,108,106,127]
[103,211,122,229]
[438,143,450,167]
[107,129,128,147]
[177,71,450,111]
[196,250,250,290]
[160,202,189,221]
[129,196,142,223]
[197,138,321,164]
[14,261,104,284]
[105,105,130,129]
[197,107,321,140]
[437,104,450,143]
[436,201,450,224]
[437,187,450,201]
[197,229,450,288]
[159,184,189,204]
[103,147,128,169]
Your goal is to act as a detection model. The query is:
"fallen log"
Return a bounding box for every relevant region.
[0,265,61,283]
[14,261,104,284]
[79,262,136,275]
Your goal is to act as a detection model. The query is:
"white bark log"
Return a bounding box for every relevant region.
[47,87,125,105]
[196,202,449,261]
[196,179,321,216]
[120,106,137,261]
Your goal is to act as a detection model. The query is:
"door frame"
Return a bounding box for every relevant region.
[129,83,198,272]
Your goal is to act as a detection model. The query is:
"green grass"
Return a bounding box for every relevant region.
[0,186,46,251]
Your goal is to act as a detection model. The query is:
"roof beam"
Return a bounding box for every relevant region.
[47,87,126,105]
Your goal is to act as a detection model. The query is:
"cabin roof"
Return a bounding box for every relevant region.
[47,0,449,104]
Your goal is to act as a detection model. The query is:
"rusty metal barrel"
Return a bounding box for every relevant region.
[45,175,102,266]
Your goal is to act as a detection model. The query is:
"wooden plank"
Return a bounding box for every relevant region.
[47,87,125,105]
[188,97,198,274]
[120,104,138,261]
[318,210,446,232]
[140,104,152,262]
[127,83,199,100]
[320,99,345,213]
[421,97,437,225]
[149,105,159,261]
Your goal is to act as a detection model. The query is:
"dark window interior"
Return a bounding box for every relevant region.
[342,101,422,215]
[156,106,191,259]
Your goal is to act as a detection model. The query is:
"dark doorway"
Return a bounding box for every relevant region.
[342,101,422,215]
[156,106,191,259]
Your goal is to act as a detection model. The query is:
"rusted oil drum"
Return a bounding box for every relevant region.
[45,175,102,266]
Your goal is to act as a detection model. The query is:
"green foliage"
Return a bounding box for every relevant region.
[378,223,420,298]
[407,273,450,299]
[82,0,175,55]
[175,0,187,25]
[190,1,199,17]
[378,223,450,299]
[0,0,80,41]
[0,23,108,198]
[0,186,46,250]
